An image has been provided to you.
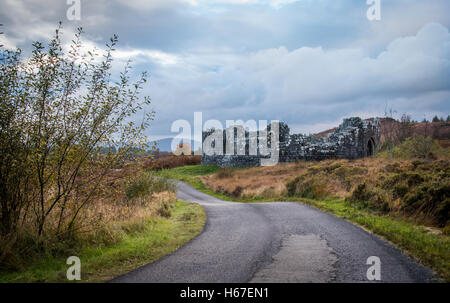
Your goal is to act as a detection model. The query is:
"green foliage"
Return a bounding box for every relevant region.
[125,173,175,200]
[444,225,450,236]
[333,165,368,191]
[347,183,390,212]
[158,165,222,178]
[287,174,330,200]
[0,201,206,282]
[392,136,440,159]
[156,199,173,218]
[349,160,450,226]
[0,24,153,266]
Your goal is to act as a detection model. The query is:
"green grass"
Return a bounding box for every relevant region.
[160,165,449,282]
[156,165,236,201]
[156,165,269,202]
[0,200,206,283]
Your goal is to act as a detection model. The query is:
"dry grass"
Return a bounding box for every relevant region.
[202,160,371,199]
[202,162,306,199]
[0,161,177,270]
[202,155,449,227]
[142,155,201,171]
[201,137,450,202]
[67,165,177,231]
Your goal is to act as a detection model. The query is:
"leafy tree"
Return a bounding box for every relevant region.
[447,115,450,122]
[398,113,414,143]
[393,136,436,159]
[382,106,398,159]
[0,23,153,241]
[432,115,440,123]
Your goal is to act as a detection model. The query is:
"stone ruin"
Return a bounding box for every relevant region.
[201,117,381,167]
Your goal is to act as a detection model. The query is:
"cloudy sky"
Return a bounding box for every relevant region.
[1,0,450,138]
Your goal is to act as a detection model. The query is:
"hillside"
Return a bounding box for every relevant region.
[313,118,450,146]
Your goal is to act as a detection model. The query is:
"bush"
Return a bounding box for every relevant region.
[0,24,154,269]
[287,175,329,200]
[348,160,450,226]
[156,199,172,218]
[348,182,390,212]
[216,168,234,179]
[443,225,450,236]
[125,173,175,201]
[402,184,450,227]
[392,136,441,159]
[332,166,368,191]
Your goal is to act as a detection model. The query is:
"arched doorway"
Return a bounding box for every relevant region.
[367,138,375,157]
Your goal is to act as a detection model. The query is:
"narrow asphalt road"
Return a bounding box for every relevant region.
[111,181,436,283]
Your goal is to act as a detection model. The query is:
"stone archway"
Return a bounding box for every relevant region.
[367,137,375,157]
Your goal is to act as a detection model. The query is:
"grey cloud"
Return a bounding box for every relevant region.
[1,0,449,138]
[145,22,450,137]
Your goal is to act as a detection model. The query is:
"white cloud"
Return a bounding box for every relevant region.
[115,0,197,10]
[115,0,300,10]
[1,1,449,136]
[240,23,450,107]
[114,49,178,65]
[146,23,450,135]
[200,0,300,7]
[269,0,299,8]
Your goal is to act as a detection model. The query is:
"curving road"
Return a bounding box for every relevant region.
[111,181,436,283]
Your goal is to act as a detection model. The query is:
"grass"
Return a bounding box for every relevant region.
[142,155,201,171]
[156,165,277,202]
[159,164,450,282]
[156,165,236,201]
[0,200,206,282]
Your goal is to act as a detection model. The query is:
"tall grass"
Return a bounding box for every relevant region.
[0,164,177,272]
[142,155,201,171]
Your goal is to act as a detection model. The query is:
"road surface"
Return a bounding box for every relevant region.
[111,181,436,283]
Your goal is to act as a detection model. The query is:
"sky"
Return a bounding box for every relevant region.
[1,0,450,139]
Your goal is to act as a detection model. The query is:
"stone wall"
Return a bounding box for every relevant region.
[201,117,380,167]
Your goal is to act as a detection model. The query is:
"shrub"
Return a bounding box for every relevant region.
[0,24,154,268]
[216,167,234,179]
[403,184,450,227]
[392,136,441,159]
[287,175,329,200]
[327,161,343,172]
[348,182,390,212]
[125,173,175,201]
[347,159,450,226]
[231,186,243,198]
[332,166,368,191]
[443,225,450,236]
[156,199,172,218]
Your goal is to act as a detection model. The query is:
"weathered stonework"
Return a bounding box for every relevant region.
[202,117,380,167]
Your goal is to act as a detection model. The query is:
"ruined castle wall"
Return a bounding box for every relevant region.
[201,117,380,167]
